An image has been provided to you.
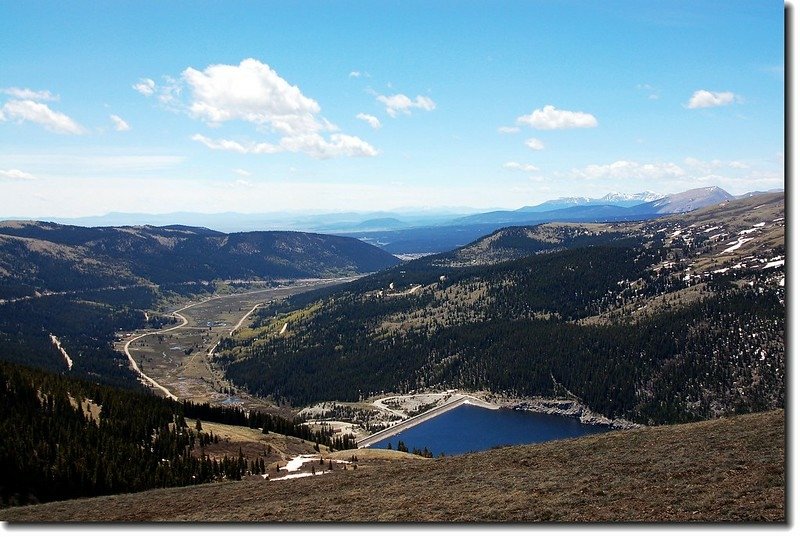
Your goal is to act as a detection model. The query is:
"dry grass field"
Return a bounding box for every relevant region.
[114,279,348,414]
[1,409,784,523]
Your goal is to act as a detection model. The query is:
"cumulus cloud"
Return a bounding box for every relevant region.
[131,59,376,159]
[110,114,130,131]
[176,59,377,159]
[182,59,325,134]
[0,168,36,180]
[503,162,540,173]
[574,160,685,181]
[376,93,436,118]
[0,99,84,134]
[356,113,381,129]
[516,105,598,130]
[2,87,58,101]
[685,90,739,109]
[233,168,251,177]
[497,126,520,134]
[133,78,156,96]
[525,138,545,151]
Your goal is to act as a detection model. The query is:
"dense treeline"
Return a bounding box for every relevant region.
[0,294,148,390]
[225,285,783,424]
[221,235,784,425]
[1,361,220,506]
[182,401,356,450]
[0,222,399,295]
[0,360,352,507]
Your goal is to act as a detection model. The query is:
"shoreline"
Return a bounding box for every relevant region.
[357,394,498,448]
[494,397,643,430]
[356,391,641,448]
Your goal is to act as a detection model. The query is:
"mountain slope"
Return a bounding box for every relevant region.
[0,221,400,300]
[0,409,784,522]
[347,186,747,253]
[647,186,734,213]
[217,193,784,423]
[455,187,735,226]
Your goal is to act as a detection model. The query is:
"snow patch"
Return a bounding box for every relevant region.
[722,237,754,254]
[763,259,785,270]
[49,334,73,370]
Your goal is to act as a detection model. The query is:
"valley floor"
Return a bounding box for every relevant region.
[0,409,784,523]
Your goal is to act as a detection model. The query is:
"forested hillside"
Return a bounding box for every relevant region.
[0,221,397,388]
[0,360,354,507]
[0,221,399,300]
[217,193,785,425]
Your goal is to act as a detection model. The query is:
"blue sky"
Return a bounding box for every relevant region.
[0,0,785,217]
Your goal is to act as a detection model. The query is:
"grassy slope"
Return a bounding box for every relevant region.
[1,409,784,522]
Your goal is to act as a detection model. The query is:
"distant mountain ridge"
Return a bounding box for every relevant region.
[518,191,663,213]
[0,221,400,300]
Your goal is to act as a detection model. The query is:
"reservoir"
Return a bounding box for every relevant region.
[380,403,610,456]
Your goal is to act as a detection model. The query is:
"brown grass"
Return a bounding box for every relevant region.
[0,409,784,523]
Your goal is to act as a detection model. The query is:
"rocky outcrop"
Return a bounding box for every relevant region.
[501,397,642,430]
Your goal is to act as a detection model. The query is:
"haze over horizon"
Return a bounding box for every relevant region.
[0,1,785,219]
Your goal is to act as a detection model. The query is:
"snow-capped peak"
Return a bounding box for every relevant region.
[601,191,663,203]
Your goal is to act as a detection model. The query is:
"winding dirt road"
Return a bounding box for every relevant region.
[123,301,204,401]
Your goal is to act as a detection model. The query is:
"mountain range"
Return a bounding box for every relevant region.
[0,222,399,301]
[217,192,784,424]
[12,187,781,245]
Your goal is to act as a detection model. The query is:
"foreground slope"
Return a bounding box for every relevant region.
[1,410,784,522]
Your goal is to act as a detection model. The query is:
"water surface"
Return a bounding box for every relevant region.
[382,403,609,456]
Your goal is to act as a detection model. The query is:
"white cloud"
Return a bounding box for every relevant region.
[110,114,130,131]
[356,113,381,129]
[183,58,324,135]
[0,168,36,180]
[178,59,376,159]
[2,87,58,101]
[684,157,750,172]
[685,90,739,109]
[349,71,370,79]
[516,105,598,130]
[192,134,278,154]
[503,162,540,173]
[497,126,520,134]
[376,93,436,118]
[191,133,377,159]
[574,160,686,180]
[133,78,156,96]
[233,168,251,177]
[525,138,545,151]
[0,99,84,134]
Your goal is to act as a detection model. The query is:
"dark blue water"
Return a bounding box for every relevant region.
[381,404,610,456]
